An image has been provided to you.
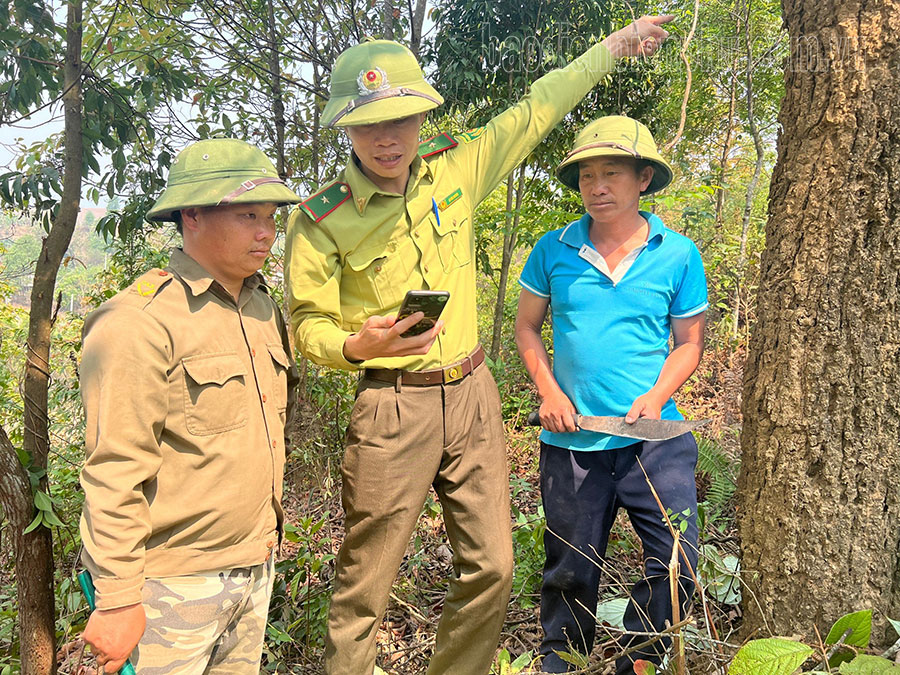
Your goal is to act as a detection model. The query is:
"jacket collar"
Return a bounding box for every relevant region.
[168,248,263,299]
[344,152,434,216]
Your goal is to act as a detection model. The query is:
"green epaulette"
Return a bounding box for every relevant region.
[299,181,352,222]
[125,268,173,305]
[419,132,458,158]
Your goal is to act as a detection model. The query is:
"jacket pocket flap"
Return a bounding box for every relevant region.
[429,213,464,235]
[345,242,390,271]
[267,343,291,369]
[182,353,247,386]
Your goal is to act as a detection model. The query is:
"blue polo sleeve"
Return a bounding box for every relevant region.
[670,242,708,318]
[518,233,552,298]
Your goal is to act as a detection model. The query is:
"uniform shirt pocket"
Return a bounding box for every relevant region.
[344,238,418,311]
[182,352,248,436]
[266,343,290,413]
[430,215,472,272]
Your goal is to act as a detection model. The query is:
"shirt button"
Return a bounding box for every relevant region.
[262,394,267,402]
[272,441,277,448]
[414,231,420,238]
[424,265,429,273]
[251,348,256,357]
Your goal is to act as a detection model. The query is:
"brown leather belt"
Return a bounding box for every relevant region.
[364,346,485,386]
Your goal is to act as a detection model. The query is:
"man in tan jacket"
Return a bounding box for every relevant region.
[79,139,300,673]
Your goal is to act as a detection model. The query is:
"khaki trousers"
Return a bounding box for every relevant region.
[325,362,514,675]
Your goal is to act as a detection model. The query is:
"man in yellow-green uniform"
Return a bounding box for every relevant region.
[285,17,673,674]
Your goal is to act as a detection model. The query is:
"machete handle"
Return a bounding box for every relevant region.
[525,412,580,428]
[78,570,137,675]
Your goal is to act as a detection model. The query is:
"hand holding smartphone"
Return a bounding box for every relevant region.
[396,290,450,337]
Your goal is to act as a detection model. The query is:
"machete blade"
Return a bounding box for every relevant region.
[574,415,710,441]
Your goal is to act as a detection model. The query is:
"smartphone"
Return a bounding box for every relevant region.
[396,290,450,337]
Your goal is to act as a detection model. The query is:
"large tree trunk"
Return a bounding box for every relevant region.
[737,0,900,642]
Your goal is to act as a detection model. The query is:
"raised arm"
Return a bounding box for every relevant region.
[453,15,674,205]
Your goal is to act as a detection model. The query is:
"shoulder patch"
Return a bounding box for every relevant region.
[419,132,458,158]
[125,268,174,305]
[456,127,486,144]
[299,181,352,223]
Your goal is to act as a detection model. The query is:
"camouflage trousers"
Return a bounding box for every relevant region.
[130,556,274,674]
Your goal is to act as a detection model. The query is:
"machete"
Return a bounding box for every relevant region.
[525,412,709,442]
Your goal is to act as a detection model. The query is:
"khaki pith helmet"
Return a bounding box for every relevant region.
[146,139,301,223]
[321,39,443,128]
[556,116,674,195]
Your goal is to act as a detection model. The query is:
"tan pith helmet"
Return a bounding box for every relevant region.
[321,39,443,128]
[146,139,301,223]
[556,116,673,194]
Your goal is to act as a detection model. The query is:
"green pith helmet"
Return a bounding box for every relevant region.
[145,139,301,223]
[321,39,443,128]
[556,116,674,195]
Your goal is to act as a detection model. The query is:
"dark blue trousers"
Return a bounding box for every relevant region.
[538,434,699,674]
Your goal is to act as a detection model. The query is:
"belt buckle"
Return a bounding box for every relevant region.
[442,364,464,384]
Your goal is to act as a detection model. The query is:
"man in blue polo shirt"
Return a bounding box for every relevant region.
[515,115,707,673]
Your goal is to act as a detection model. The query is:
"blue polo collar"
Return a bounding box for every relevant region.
[558,210,667,249]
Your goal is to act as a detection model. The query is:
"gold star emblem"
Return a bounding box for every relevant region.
[321,196,329,204]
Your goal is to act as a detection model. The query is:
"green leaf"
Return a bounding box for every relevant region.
[510,651,532,670]
[42,509,64,527]
[23,511,44,534]
[838,655,900,674]
[826,610,872,648]
[556,649,589,668]
[887,618,900,638]
[34,490,53,511]
[728,638,813,675]
[596,597,628,630]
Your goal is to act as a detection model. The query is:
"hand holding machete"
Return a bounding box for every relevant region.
[525,411,710,441]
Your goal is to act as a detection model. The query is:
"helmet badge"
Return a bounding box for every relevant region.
[357,66,389,95]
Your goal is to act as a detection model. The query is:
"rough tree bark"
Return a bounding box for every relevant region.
[738,0,900,641]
